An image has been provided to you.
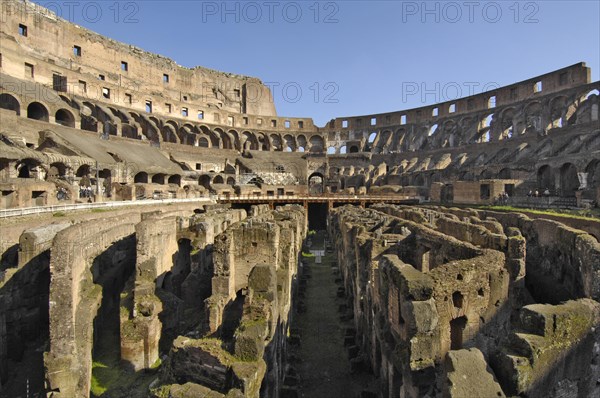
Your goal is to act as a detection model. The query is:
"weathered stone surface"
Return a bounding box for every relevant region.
[444,348,505,398]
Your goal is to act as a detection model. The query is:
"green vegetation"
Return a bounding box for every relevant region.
[308,230,317,236]
[301,252,315,258]
[52,211,66,217]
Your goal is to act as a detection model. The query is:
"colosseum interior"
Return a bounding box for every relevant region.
[0,1,599,398]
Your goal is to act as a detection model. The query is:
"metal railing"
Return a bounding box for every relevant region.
[0,193,423,218]
[0,197,214,218]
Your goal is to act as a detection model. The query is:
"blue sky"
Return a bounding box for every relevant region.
[33,0,600,126]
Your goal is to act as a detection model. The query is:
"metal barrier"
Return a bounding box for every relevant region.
[0,194,423,218]
[0,197,214,218]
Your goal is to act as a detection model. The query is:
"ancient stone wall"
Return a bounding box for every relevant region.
[44,214,138,397]
[327,205,599,398]
[160,205,306,398]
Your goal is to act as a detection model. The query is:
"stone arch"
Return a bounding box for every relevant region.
[216,129,233,149]
[161,124,178,143]
[549,96,568,129]
[226,177,236,185]
[327,146,336,155]
[524,101,542,134]
[499,107,516,139]
[242,131,259,150]
[17,158,42,178]
[47,162,67,180]
[559,163,579,197]
[537,165,555,191]
[586,159,600,189]
[0,93,21,115]
[309,135,324,152]
[197,137,210,148]
[228,129,241,151]
[283,134,296,152]
[134,172,148,184]
[27,102,49,121]
[199,125,220,147]
[198,175,211,189]
[213,175,225,184]
[297,135,307,150]
[168,175,181,186]
[374,130,392,153]
[308,172,324,194]
[270,134,283,151]
[55,109,75,127]
[76,164,91,177]
[152,173,166,185]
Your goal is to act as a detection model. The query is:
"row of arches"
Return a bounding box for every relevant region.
[0,93,77,128]
[327,88,599,154]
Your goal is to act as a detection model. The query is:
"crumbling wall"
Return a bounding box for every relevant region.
[159,205,306,398]
[44,214,138,398]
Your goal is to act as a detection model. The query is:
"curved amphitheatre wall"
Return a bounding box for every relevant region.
[0,0,599,207]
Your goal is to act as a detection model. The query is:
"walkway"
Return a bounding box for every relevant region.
[291,231,376,398]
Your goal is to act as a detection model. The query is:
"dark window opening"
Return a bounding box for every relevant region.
[53,74,67,92]
[163,73,169,83]
[25,63,34,78]
[452,291,464,309]
[102,87,110,99]
[480,184,490,200]
[145,101,152,113]
[73,45,82,56]
[19,24,28,37]
[450,316,467,350]
[121,61,128,71]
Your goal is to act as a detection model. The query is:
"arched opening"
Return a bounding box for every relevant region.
[537,165,555,191]
[339,145,347,154]
[76,164,91,177]
[134,172,148,184]
[298,146,305,152]
[586,160,600,189]
[168,175,181,186]
[242,132,259,151]
[198,175,211,189]
[55,109,75,127]
[308,172,324,195]
[218,130,233,149]
[560,163,579,197]
[226,177,236,185]
[0,93,20,115]
[17,158,41,178]
[47,162,67,180]
[428,124,438,136]
[270,134,282,151]
[27,102,49,121]
[213,175,225,184]
[309,135,324,153]
[450,316,468,350]
[327,146,336,155]
[152,173,166,185]
[349,145,359,153]
[452,291,464,309]
[161,124,178,143]
[198,137,209,148]
[368,132,377,143]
